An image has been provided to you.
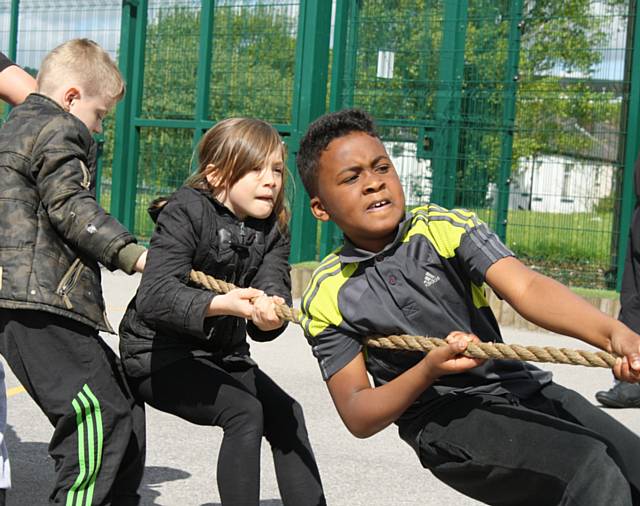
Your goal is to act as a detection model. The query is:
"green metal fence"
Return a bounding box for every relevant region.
[0,0,123,206]
[110,0,331,266]
[3,0,640,290]
[326,0,640,290]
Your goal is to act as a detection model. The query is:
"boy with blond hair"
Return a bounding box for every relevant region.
[297,109,640,505]
[0,39,146,505]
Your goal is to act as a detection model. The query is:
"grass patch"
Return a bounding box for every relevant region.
[571,286,618,300]
[477,209,613,263]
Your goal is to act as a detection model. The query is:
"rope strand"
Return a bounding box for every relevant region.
[189,270,619,369]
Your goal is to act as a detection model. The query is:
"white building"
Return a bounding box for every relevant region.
[509,153,614,213]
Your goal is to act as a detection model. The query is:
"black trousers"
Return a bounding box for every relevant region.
[620,205,640,332]
[129,355,326,506]
[400,383,640,505]
[0,309,145,505]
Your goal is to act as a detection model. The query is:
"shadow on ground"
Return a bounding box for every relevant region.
[5,424,195,506]
[201,502,283,506]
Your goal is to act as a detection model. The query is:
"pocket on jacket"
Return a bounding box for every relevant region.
[55,258,85,309]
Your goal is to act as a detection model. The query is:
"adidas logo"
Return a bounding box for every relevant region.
[423,270,440,288]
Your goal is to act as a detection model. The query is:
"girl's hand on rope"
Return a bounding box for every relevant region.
[610,325,640,382]
[423,331,485,380]
[206,287,265,319]
[251,294,286,331]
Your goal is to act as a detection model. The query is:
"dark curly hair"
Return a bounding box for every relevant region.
[296,109,379,198]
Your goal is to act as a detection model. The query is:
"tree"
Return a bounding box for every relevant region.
[102,3,299,237]
[339,0,626,208]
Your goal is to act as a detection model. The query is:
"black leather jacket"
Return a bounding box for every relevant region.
[119,186,292,378]
[0,94,140,331]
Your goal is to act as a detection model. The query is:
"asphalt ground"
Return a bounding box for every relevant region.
[3,270,639,505]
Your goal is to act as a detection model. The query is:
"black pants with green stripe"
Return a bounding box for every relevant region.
[0,309,145,505]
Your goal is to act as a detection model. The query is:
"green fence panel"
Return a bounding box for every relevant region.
[135,127,195,241]
[2,0,123,213]
[616,0,640,290]
[0,0,639,289]
[288,0,331,263]
[129,0,304,246]
[511,1,632,289]
[327,0,638,290]
[325,0,517,253]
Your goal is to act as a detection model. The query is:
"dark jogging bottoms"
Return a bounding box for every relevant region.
[400,383,640,506]
[0,309,145,505]
[128,355,326,506]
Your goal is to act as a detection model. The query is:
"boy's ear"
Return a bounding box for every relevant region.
[310,196,331,222]
[61,87,81,111]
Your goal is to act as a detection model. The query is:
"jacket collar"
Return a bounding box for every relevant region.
[27,92,65,111]
[200,188,267,230]
[24,93,94,145]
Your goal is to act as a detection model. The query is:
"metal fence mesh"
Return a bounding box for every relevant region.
[208,0,298,124]
[332,0,632,288]
[510,1,629,288]
[0,0,638,289]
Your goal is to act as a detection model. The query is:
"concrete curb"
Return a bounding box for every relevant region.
[291,266,621,332]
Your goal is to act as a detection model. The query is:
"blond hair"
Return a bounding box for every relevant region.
[37,38,124,103]
[186,118,290,231]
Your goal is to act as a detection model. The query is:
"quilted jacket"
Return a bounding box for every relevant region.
[0,93,142,332]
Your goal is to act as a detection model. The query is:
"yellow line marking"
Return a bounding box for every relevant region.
[7,386,25,397]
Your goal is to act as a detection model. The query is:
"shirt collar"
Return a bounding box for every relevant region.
[339,211,413,263]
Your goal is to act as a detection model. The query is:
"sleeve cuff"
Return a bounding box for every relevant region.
[247,320,288,342]
[115,243,146,274]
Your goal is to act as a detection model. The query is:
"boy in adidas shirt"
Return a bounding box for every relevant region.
[297,109,640,505]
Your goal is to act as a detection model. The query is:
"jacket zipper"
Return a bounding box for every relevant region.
[239,221,246,245]
[79,160,91,190]
[55,258,84,309]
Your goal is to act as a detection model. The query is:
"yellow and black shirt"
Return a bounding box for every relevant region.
[301,204,551,424]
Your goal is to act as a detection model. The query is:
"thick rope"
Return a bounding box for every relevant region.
[189,270,619,369]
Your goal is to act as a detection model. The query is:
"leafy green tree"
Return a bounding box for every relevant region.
[136,4,297,191]
[103,3,299,237]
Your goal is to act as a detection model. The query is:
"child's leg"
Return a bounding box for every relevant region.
[232,366,326,506]
[527,382,640,502]
[0,362,10,506]
[400,390,634,506]
[0,309,144,506]
[131,357,264,506]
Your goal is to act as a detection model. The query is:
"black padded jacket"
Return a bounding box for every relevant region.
[119,186,292,378]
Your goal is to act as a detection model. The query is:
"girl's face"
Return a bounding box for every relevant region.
[212,150,284,220]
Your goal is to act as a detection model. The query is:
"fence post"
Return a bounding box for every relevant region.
[431,0,467,208]
[288,0,332,263]
[192,0,215,156]
[318,0,352,258]
[494,0,523,241]
[7,0,18,61]
[112,0,147,232]
[616,0,640,290]
[2,0,19,123]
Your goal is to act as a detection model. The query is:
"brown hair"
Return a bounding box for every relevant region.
[37,38,125,103]
[186,117,289,231]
